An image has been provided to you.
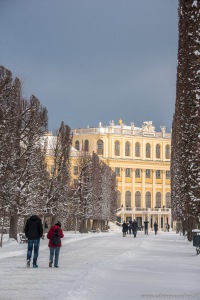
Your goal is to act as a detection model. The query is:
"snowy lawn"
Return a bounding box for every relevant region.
[0,231,199,300]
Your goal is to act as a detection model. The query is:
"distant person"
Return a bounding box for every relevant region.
[141,225,144,231]
[42,221,49,240]
[45,221,48,232]
[165,223,170,232]
[128,221,132,234]
[144,219,149,235]
[131,219,138,238]
[122,221,128,237]
[44,221,48,237]
[25,214,43,268]
[154,221,158,235]
[126,222,129,234]
[47,221,64,268]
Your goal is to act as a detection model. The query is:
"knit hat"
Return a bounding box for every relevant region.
[55,221,61,227]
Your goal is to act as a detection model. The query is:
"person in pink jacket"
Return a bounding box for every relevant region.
[47,221,64,268]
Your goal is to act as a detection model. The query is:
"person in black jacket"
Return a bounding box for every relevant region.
[154,221,158,235]
[144,219,149,235]
[25,215,43,268]
[122,221,128,237]
[128,220,132,234]
[131,219,138,238]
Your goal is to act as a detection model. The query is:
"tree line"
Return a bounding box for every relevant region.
[0,66,117,245]
[171,0,200,241]
[68,151,117,233]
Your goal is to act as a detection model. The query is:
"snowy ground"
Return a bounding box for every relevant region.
[0,230,199,300]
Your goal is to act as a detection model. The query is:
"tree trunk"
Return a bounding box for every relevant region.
[9,214,19,241]
[99,220,102,231]
[51,215,57,226]
[101,220,106,231]
[79,218,88,233]
[106,220,109,230]
[92,219,97,230]
[97,220,101,230]
[0,211,6,247]
[87,219,92,231]
[187,216,196,242]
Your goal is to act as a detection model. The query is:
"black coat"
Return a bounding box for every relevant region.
[25,215,43,240]
[154,223,158,230]
[122,222,128,232]
[131,221,138,231]
[144,221,149,229]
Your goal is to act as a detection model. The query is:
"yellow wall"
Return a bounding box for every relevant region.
[71,121,171,210]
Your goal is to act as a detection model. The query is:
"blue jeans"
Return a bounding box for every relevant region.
[27,239,40,265]
[49,247,60,267]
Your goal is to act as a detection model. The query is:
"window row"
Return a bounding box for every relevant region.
[115,168,170,179]
[112,141,170,159]
[75,140,89,151]
[117,191,171,209]
[75,139,171,159]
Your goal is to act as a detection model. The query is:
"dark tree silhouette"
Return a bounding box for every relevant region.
[171,0,200,241]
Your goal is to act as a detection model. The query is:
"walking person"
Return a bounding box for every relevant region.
[131,219,138,238]
[122,221,128,237]
[42,221,49,240]
[165,223,170,232]
[25,214,43,268]
[144,219,149,235]
[126,222,129,235]
[43,221,48,238]
[47,221,64,268]
[128,220,132,234]
[154,221,158,235]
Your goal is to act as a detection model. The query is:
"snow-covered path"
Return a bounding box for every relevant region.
[0,231,199,300]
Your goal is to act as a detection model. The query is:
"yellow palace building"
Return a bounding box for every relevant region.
[72,120,172,231]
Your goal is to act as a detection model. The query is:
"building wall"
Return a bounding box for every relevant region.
[72,121,172,230]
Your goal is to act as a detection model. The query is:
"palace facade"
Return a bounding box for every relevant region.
[72,120,172,231]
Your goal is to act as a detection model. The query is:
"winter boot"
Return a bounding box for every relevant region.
[26,259,30,268]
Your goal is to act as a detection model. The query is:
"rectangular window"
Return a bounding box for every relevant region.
[115,142,120,156]
[166,170,171,179]
[115,167,120,177]
[73,166,78,175]
[135,169,141,178]
[156,170,161,179]
[125,168,130,177]
[51,165,55,175]
[146,169,151,178]
[97,148,103,155]
[97,140,103,155]
[125,143,130,156]
[73,179,78,188]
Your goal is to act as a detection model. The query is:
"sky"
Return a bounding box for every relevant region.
[0,228,199,300]
[0,0,178,132]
